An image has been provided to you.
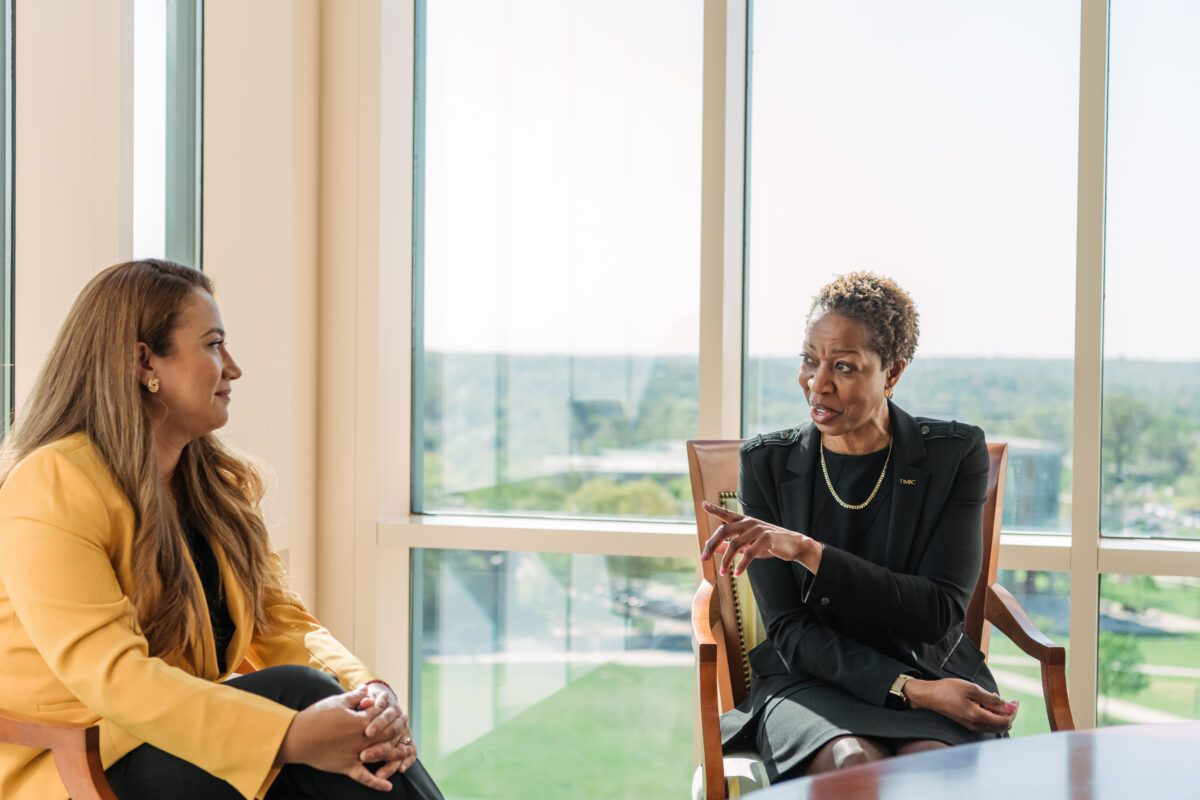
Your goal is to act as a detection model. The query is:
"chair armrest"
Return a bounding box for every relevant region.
[0,710,118,800]
[984,583,1076,732]
[692,580,726,800]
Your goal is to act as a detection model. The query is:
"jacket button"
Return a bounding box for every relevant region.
[820,597,830,607]
[921,425,930,435]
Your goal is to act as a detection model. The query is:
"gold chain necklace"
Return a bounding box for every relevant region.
[820,435,893,511]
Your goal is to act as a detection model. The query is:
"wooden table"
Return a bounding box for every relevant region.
[755,721,1200,800]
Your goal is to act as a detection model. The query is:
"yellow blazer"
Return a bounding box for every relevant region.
[0,433,378,799]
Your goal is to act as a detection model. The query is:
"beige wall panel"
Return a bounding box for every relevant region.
[317,0,374,652]
[14,0,129,407]
[203,0,319,602]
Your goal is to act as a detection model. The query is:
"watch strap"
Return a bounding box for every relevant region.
[887,673,914,709]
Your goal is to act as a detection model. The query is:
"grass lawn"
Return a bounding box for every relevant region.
[1102,577,1200,621]
[418,661,694,800]
[1099,673,1200,724]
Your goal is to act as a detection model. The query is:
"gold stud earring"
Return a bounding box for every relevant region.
[884,386,894,399]
[147,377,160,393]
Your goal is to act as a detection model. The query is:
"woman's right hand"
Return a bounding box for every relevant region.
[699,500,823,575]
[275,685,399,791]
[903,677,1018,733]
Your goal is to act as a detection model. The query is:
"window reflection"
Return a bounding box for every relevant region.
[412,549,694,799]
[1098,574,1200,725]
[989,569,1070,737]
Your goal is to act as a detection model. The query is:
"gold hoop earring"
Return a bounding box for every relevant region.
[884,386,893,399]
[146,377,160,394]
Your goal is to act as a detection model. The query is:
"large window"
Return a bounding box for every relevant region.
[744,0,1080,536]
[409,3,703,792]
[413,0,703,521]
[132,0,202,266]
[1102,1,1200,541]
[390,0,1200,783]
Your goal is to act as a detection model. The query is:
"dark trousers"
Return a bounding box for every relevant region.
[104,665,443,800]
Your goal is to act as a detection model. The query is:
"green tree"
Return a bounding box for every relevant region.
[568,478,679,517]
[1097,632,1150,723]
[1102,395,1145,484]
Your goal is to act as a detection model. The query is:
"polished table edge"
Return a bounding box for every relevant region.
[756,721,1200,799]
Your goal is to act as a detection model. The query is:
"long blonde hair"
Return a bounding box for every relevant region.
[0,260,278,665]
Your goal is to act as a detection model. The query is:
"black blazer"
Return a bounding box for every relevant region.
[721,402,999,746]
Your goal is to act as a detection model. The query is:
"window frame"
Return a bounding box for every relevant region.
[386,0,1200,735]
[0,0,12,438]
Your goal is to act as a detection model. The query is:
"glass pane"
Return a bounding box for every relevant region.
[132,0,202,267]
[411,549,694,799]
[1102,3,1200,540]
[989,569,1070,737]
[414,0,703,519]
[744,1,1080,534]
[1098,574,1200,725]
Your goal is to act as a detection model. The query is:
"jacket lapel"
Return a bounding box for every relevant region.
[886,402,930,570]
[780,425,819,534]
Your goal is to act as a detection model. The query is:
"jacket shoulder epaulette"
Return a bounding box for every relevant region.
[913,418,979,441]
[740,427,801,453]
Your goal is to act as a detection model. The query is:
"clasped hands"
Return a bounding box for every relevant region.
[278,682,416,792]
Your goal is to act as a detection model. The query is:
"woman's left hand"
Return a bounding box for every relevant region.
[699,501,823,576]
[356,682,418,779]
[903,677,1018,733]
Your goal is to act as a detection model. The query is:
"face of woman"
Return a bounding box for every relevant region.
[143,289,242,447]
[799,311,904,454]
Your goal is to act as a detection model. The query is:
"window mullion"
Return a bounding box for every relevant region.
[1069,0,1111,731]
[698,0,747,441]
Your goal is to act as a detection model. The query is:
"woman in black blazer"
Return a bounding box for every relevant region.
[700,272,1016,781]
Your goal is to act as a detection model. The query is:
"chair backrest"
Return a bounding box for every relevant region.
[687,438,1009,706]
[686,440,754,707]
[965,442,1008,656]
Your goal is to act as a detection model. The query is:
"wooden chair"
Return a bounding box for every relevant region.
[688,439,1074,800]
[0,709,117,799]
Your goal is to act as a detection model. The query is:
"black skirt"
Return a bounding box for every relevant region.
[755,678,1001,781]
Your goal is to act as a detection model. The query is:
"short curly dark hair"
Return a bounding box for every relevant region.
[808,272,919,365]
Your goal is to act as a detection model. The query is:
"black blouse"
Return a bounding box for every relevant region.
[811,443,894,563]
[183,518,236,674]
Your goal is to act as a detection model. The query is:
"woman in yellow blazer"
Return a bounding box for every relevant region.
[0,261,442,799]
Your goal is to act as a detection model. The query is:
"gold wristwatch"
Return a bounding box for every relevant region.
[886,673,914,710]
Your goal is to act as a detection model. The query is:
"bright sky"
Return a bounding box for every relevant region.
[421,1,1200,363]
